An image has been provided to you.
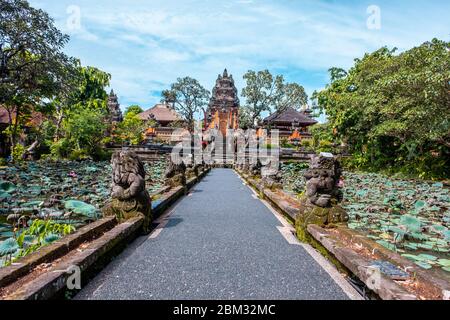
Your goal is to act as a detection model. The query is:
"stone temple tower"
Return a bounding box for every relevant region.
[204,69,240,137]
[107,89,123,123]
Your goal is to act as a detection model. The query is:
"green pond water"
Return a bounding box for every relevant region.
[0,158,167,253]
[281,164,450,272]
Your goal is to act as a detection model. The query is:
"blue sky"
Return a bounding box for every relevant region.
[30,0,449,120]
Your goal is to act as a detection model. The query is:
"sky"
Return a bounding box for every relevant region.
[30,0,450,120]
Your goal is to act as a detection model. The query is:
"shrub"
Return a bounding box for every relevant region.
[318,140,334,153]
[68,149,90,161]
[50,138,71,159]
[12,144,26,162]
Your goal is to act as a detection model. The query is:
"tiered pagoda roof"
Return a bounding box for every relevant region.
[263,107,317,127]
[138,103,181,123]
[107,90,123,123]
[208,69,240,110]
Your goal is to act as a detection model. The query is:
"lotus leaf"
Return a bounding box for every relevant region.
[443,230,450,241]
[64,200,99,218]
[437,259,450,267]
[414,261,432,269]
[400,215,422,232]
[0,238,19,256]
[43,233,60,245]
[417,254,437,261]
[0,181,16,193]
[414,200,426,210]
[0,191,12,201]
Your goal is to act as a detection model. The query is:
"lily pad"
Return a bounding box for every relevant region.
[64,200,99,218]
[400,215,422,232]
[414,261,432,269]
[0,238,19,256]
[414,200,426,210]
[43,233,60,245]
[436,259,450,267]
[417,254,437,261]
[0,181,16,193]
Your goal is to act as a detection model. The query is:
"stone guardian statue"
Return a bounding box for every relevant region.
[296,153,348,241]
[103,151,152,234]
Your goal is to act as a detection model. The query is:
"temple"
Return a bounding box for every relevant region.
[262,106,317,142]
[204,69,240,136]
[107,90,123,124]
[138,103,184,143]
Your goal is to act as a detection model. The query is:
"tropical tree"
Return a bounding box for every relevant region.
[0,0,77,152]
[313,39,450,178]
[124,105,144,116]
[59,108,107,159]
[48,65,111,159]
[162,77,210,132]
[116,111,147,146]
[241,70,308,128]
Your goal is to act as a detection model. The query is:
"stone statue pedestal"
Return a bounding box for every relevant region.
[296,196,348,242]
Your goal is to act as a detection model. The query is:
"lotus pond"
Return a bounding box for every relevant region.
[281,163,450,272]
[0,158,166,267]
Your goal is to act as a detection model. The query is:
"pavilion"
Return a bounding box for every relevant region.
[138,103,184,143]
[262,106,317,142]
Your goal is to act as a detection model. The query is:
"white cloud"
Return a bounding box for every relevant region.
[29,0,450,109]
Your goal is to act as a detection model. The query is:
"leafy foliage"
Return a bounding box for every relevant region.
[162,77,209,132]
[313,39,450,179]
[124,105,144,116]
[114,111,147,146]
[0,0,78,151]
[241,70,308,128]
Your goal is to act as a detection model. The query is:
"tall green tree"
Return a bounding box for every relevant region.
[241,70,308,128]
[162,77,210,132]
[124,105,144,116]
[62,108,107,158]
[314,39,450,178]
[0,0,77,151]
[52,65,111,141]
[116,112,147,146]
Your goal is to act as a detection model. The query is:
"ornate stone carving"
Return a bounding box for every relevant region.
[103,151,152,233]
[250,158,262,176]
[165,158,187,188]
[107,89,123,123]
[186,163,200,179]
[296,153,348,241]
[304,153,343,207]
[262,163,283,189]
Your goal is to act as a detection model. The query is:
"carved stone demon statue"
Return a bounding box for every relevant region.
[262,161,283,189]
[296,153,348,241]
[304,153,344,207]
[103,151,152,234]
[164,156,187,188]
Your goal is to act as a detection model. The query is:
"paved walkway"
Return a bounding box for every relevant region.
[76,169,357,300]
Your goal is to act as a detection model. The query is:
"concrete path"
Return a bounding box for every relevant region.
[76,169,359,300]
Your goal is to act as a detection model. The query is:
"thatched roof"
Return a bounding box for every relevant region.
[263,107,317,126]
[138,104,181,123]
